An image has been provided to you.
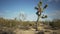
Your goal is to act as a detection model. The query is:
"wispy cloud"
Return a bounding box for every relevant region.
[55,0,60,2]
[48,10,60,19]
[47,0,52,2]
[47,0,60,3]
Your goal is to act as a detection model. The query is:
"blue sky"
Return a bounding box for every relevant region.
[0,0,60,21]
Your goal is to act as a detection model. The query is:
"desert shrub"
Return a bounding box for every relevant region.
[0,17,20,28]
[0,28,16,34]
[49,19,60,29]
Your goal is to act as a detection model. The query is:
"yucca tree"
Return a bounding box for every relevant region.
[35,0,48,31]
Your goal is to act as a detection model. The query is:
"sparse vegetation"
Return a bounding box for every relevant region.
[0,17,35,29]
[0,17,60,30]
[0,17,60,34]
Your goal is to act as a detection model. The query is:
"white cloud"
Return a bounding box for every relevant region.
[18,11,37,21]
[26,13,37,21]
[20,11,25,15]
